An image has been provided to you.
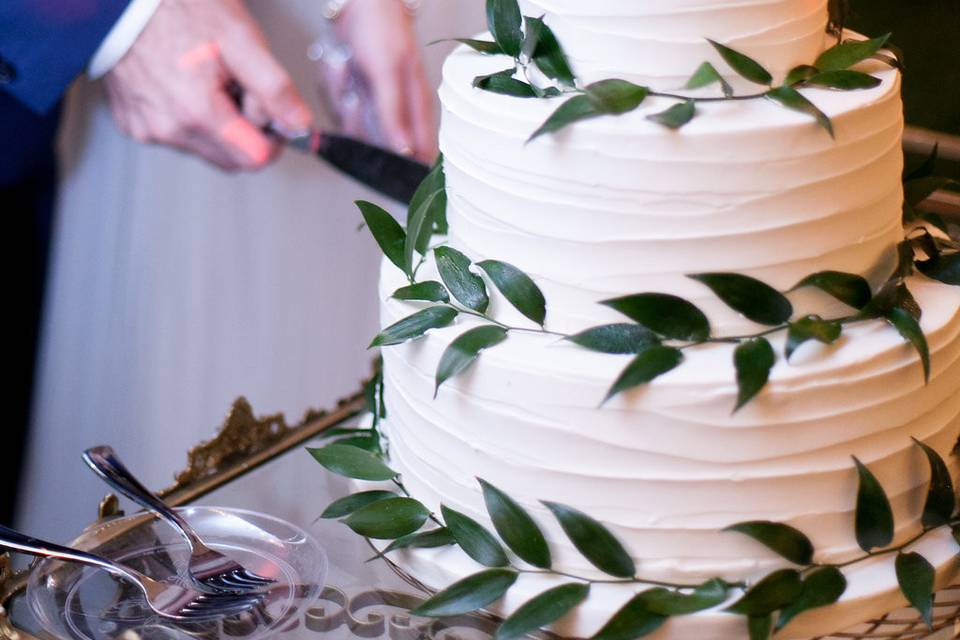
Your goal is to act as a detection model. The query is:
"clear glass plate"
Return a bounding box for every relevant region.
[27,507,327,640]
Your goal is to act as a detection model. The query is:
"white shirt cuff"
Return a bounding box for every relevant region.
[88,0,163,79]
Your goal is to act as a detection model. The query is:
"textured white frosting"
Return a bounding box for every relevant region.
[381,264,960,584]
[440,45,905,335]
[369,13,960,637]
[518,0,829,85]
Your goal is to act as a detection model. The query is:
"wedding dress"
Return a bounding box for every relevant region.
[16,0,484,541]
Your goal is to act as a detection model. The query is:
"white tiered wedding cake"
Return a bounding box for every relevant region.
[363,1,960,637]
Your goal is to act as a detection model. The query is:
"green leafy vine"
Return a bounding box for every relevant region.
[310,425,960,638]
[447,0,904,141]
[359,147,958,412]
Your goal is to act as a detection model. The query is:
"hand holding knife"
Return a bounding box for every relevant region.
[230,82,430,205]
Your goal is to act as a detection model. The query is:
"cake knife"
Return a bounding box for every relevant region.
[278,129,430,205]
[227,84,429,205]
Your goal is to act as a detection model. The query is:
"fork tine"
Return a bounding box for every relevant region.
[180,594,263,618]
[203,569,274,592]
[202,574,264,592]
[237,570,274,583]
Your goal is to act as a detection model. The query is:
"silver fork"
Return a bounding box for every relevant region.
[83,446,276,593]
[0,525,263,621]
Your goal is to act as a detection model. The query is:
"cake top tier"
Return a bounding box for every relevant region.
[520,0,829,84]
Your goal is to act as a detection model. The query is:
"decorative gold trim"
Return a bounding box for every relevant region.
[157,391,364,507]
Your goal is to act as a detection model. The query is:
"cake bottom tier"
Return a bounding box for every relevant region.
[371,527,959,638]
[379,259,960,591]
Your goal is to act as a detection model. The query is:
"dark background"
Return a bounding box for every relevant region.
[848,0,959,136]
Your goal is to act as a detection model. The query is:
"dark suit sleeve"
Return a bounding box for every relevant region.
[0,0,132,114]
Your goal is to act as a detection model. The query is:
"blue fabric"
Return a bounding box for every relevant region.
[0,91,61,187]
[0,0,131,113]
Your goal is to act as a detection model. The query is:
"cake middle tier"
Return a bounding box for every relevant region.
[378,263,960,585]
[439,47,905,335]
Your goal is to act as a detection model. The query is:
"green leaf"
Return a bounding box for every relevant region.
[815,34,892,71]
[474,69,538,98]
[529,95,603,141]
[486,0,523,58]
[912,438,956,528]
[477,259,547,326]
[435,326,508,394]
[344,497,430,539]
[591,594,667,640]
[791,271,872,309]
[393,281,450,303]
[543,502,636,578]
[685,62,733,97]
[895,552,935,628]
[524,17,576,86]
[496,583,590,640]
[895,240,919,280]
[708,40,773,86]
[449,38,504,55]
[585,80,650,114]
[885,307,931,383]
[804,70,882,90]
[784,64,819,86]
[689,273,793,326]
[917,252,960,285]
[646,101,696,130]
[786,315,843,361]
[726,569,803,615]
[380,528,456,555]
[441,504,510,567]
[321,491,396,519]
[479,478,552,569]
[748,615,773,640]
[431,154,449,234]
[859,280,921,320]
[852,456,895,552]
[905,143,940,181]
[357,200,407,275]
[765,86,834,138]
[370,306,459,348]
[636,579,730,615]
[725,521,814,565]
[405,168,446,273]
[904,176,958,207]
[333,434,381,452]
[734,338,776,411]
[308,444,397,481]
[604,346,684,404]
[776,566,847,630]
[413,568,518,617]
[602,293,711,341]
[566,324,661,355]
[435,246,489,313]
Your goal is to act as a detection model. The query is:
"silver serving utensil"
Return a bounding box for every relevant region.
[0,524,263,621]
[82,446,276,593]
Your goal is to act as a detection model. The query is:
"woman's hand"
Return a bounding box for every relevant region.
[337,0,437,163]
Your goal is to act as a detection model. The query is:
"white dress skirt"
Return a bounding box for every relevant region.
[16,0,484,541]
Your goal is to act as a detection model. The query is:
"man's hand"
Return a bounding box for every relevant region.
[103,0,312,171]
[338,0,437,163]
